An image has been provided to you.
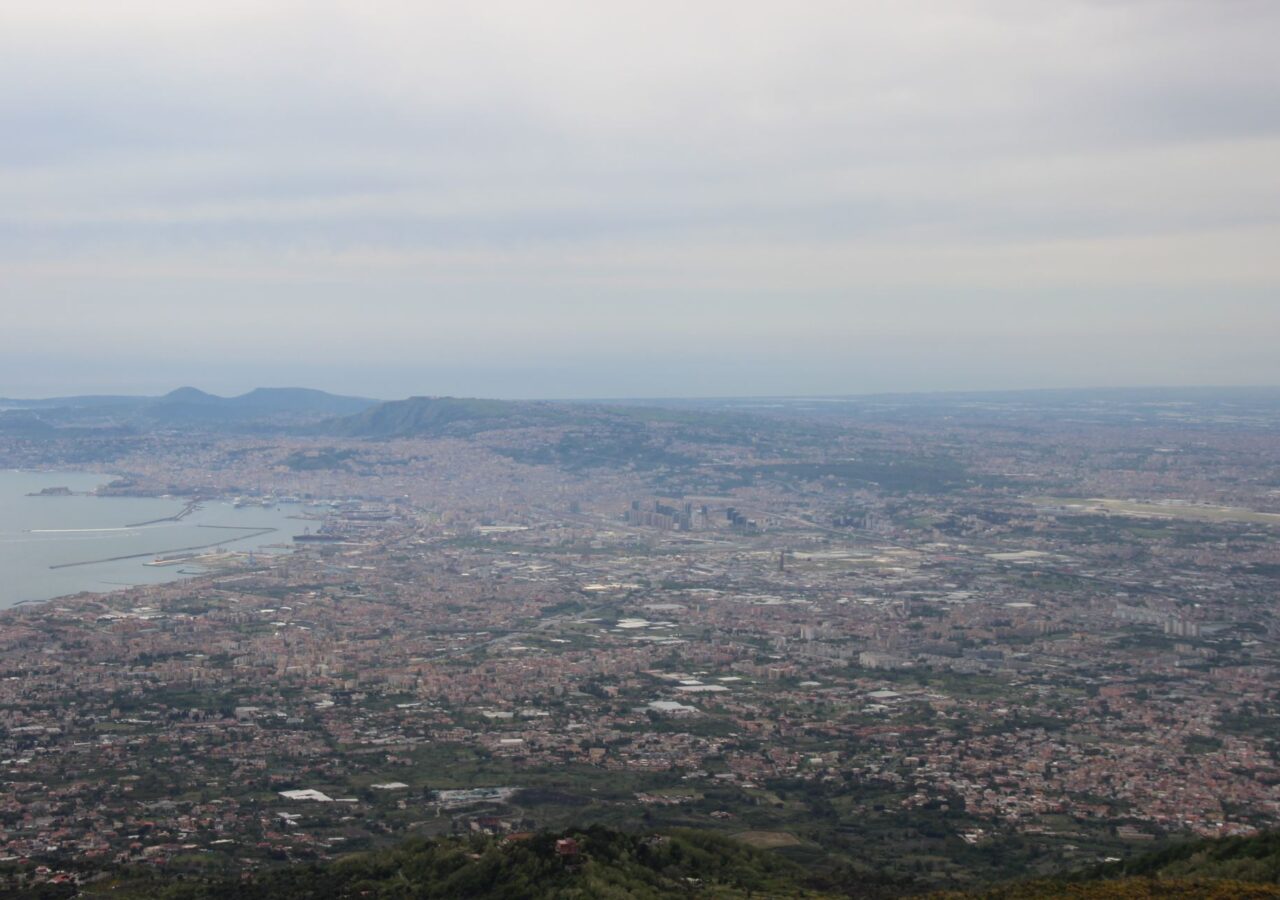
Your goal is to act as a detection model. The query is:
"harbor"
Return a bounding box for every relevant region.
[0,471,313,608]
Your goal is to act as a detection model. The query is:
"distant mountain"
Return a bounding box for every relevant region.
[0,387,379,432]
[2,389,619,438]
[0,410,138,444]
[327,395,574,438]
[322,394,769,440]
[143,386,378,425]
[234,387,373,414]
[161,386,220,404]
[0,410,61,437]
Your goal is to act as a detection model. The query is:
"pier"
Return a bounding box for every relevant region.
[125,499,202,528]
[48,525,277,570]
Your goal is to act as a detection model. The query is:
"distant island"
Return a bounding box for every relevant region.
[27,485,73,496]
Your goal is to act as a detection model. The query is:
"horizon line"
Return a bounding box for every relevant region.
[4,382,1280,405]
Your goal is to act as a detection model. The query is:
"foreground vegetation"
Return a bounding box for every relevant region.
[0,828,1262,899]
[933,831,1280,899]
[76,827,892,899]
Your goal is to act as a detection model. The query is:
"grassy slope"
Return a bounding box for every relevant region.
[933,831,1280,899]
[12,827,1280,899]
[87,827,888,899]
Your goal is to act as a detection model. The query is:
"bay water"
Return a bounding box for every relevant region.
[0,470,307,608]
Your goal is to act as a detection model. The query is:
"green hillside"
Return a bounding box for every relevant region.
[85,827,890,899]
[933,831,1280,899]
[328,396,569,438]
[933,879,1280,899]
[1092,831,1280,885]
[15,827,1280,898]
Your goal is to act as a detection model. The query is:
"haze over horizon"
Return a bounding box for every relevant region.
[6,382,1280,406]
[4,1,1279,399]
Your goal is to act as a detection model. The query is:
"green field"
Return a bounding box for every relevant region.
[1033,497,1280,526]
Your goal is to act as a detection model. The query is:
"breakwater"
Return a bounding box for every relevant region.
[48,525,275,570]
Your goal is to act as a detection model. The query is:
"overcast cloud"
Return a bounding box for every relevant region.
[2,0,1278,398]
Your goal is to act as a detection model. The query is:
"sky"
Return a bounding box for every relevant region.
[2,0,1278,399]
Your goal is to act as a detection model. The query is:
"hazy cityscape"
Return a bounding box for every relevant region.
[0,387,1278,894]
[5,1,1280,896]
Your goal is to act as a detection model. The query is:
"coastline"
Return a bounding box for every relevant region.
[0,470,303,609]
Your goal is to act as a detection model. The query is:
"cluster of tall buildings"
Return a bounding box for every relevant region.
[625,500,695,531]
[622,499,764,534]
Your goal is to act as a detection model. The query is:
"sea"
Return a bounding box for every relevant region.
[0,470,309,609]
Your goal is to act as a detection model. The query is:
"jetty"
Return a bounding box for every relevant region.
[48,525,276,570]
[126,499,202,528]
